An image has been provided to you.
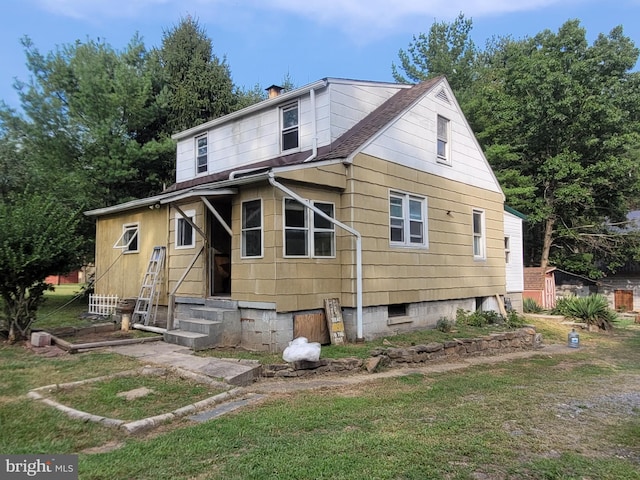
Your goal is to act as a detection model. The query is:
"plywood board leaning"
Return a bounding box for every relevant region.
[324,298,346,345]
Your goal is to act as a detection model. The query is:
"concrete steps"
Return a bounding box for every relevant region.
[164,301,241,350]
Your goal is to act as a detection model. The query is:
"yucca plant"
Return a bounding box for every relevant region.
[560,294,616,331]
[523,297,543,313]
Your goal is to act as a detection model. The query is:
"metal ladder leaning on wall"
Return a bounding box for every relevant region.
[133,246,166,326]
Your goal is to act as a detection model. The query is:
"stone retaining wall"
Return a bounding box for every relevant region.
[262,327,541,378]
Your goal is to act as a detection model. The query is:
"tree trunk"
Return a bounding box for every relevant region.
[540,216,556,272]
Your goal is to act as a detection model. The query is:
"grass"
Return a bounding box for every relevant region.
[49,374,227,421]
[1,315,639,479]
[36,283,96,330]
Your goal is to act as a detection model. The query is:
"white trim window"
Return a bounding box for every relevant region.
[196,134,208,174]
[473,209,486,259]
[313,202,335,257]
[389,192,428,247]
[504,236,511,264]
[281,103,299,152]
[175,210,196,249]
[284,199,335,257]
[113,223,139,253]
[242,199,263,258]
[437,115,450,165]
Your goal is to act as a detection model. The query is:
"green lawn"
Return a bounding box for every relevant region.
[36,283,94,330]
[1,317,639,479]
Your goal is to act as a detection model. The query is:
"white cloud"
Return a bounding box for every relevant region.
[32,0,571,37]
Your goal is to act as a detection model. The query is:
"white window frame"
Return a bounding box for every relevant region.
[241,199,263,258]
[113,223,139,253]
[175,209,196,249]
[437,115,450,165]
[195,134,208,175]
[312,202,336,257]
[283,198,336,258]
[281,102,299,152]
[504,236,511,264]
[473,209,486,259]
[389,191,428,248]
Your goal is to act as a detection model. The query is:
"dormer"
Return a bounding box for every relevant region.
[171,79,407,184]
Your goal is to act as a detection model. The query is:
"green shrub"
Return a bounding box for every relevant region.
[523,298,543,313]
[456,309,504,327]
[504,310,527,329]
[436,317,454,332]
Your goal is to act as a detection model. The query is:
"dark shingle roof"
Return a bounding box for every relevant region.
[316,76,443,161]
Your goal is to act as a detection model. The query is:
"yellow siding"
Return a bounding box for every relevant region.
[349,153,506,306]
[94,207,168,302]
[168,201,206,298]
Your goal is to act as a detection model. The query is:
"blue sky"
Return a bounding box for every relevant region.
[1,0,639,110]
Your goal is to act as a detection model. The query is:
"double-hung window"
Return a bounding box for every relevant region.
[389,192,428,247]
[313,203,335,257]
[473,209,486,259]
[176,210,195,249]
[281,103,299,152]
[437,115,450,165]
[284,199,335,257]
[113,223,139,253]
[242,199,262,257]
[196,134,208,174]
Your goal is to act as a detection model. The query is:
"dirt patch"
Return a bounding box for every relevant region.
[60,329,160,344]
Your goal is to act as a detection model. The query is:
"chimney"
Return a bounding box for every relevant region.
[266,84,284,99]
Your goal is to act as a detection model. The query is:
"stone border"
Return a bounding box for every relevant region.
[27,366,243,434]
[262,327,542,378]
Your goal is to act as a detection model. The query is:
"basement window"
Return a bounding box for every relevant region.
[388,304,412,325]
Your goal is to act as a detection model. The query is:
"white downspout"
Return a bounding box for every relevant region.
[303,88,318,162]
[268,172,364,341]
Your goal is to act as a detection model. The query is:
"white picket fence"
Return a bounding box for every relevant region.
[88,294,119,316]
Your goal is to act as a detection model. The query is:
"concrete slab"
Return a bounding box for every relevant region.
[188,394,265,422]
[107,341,260,386]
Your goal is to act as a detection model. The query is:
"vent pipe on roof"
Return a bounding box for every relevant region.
[266,84,284,98]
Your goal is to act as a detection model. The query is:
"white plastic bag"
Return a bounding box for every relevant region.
[282,337,321,362]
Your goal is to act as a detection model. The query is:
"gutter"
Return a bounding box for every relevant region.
[267,172,364,341]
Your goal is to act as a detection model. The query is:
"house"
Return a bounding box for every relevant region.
[503,207,526,312]
[85,76,512,351]
[554,211,640,312]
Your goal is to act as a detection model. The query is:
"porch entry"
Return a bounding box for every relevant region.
[207,198,232,296]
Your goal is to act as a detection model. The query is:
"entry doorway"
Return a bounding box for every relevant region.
[207,199,232,296]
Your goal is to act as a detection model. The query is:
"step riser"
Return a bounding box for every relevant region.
[164,332,213,351]
[205,298,238,309]
[178,319,222,336]
[189,308,240,322]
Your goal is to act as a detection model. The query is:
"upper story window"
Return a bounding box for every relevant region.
[176,210,195,249]
[281,103,299,152]
[437,115,450,165]
[113,223,139,253]
[284,199,335,257]
[389,192,428,247]
[473,209,486,259]
[242,199,263,258]
[196,134,208,174]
